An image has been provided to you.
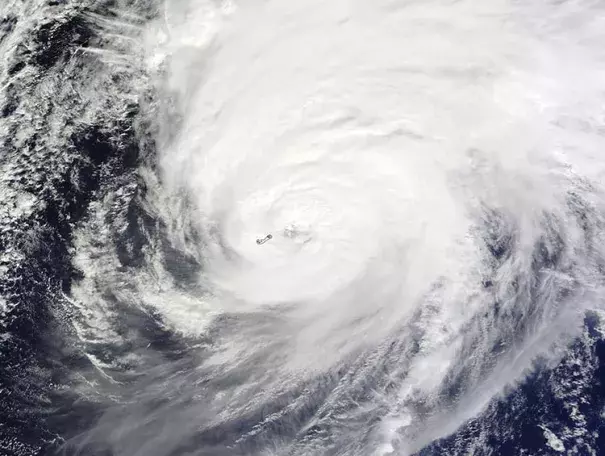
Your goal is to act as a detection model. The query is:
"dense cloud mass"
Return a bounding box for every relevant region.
[1,1,605,455]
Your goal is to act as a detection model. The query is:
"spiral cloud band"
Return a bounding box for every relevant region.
[62,0,605,455]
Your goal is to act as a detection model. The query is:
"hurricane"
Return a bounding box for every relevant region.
[2,0,605,455]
